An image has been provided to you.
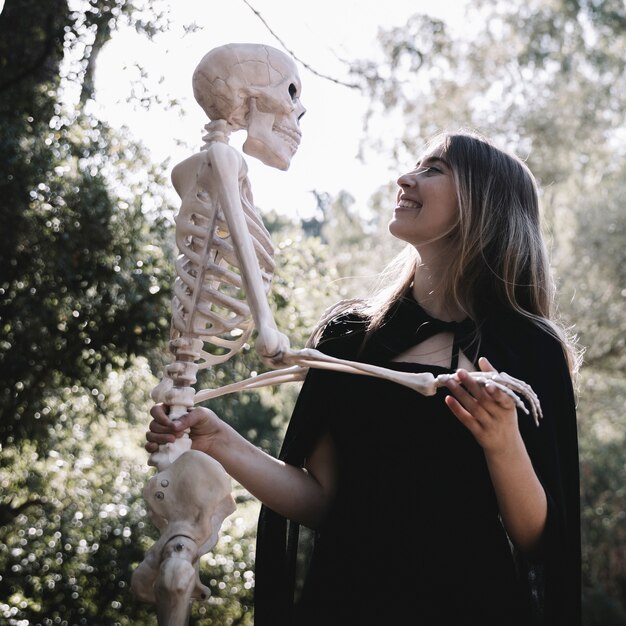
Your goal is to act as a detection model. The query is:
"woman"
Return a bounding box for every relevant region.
[147,130,581,626]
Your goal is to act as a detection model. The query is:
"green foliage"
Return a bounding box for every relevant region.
[582,586,626,626]
[0,366,155,625]
[0,361,261,625]
[578,367,626,623]
[0,110,175,444]
[0,0,175,445]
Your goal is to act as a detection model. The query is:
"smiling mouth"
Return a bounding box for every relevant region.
[397,199,423,209]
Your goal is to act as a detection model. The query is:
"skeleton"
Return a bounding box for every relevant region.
[133,43,543,625]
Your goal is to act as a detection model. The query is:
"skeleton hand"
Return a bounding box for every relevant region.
[255,325,291,367]
[443,357,524,454]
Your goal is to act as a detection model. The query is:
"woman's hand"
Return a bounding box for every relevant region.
[444,357,523,456]
[146,403,337,530]
[445,357,548,552]
[145,404,223,456]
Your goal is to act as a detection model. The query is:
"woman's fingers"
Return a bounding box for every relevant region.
[145,406,218,456]
[148,419,174,434]
[150,403,171,424]
[145,404,182,451]
[447,376,477,407]
[146,428,175,443]
[454,369,491,406]
[478,356,496,373]
[484,382,515,409]
[448,370,508,424]
[149,404,191,432]
[446,363,522,453]
[445,393,483,435]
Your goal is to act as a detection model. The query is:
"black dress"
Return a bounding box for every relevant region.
[254,296,581,626]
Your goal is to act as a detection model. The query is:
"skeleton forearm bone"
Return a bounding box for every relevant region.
[193,347,543,427]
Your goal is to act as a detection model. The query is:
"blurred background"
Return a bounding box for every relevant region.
[1,0,625,624]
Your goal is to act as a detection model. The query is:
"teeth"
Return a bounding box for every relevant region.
[398,199,422,209]
[273,124,301,152]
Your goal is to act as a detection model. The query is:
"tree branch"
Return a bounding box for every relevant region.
[241,0,360,90]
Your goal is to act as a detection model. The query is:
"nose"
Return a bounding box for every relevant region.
[295,101,306,123]
[397,171,416,188]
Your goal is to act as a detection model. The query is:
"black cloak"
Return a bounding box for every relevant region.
[254,295,581,626]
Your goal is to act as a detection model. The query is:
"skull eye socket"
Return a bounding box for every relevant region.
[288,83,298,101]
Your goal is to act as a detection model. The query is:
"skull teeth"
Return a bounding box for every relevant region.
[274,124,301,151]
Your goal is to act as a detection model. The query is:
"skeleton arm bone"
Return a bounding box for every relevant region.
[193,347,542,425]
[206,142,290,362]
[193,349,439,403]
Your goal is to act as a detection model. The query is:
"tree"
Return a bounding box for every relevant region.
[0,0,177,445]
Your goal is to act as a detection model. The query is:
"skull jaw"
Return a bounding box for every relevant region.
[243,102,300,171]
[243,136,292,170]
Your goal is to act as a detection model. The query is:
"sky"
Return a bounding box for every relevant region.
[93,0,468,219]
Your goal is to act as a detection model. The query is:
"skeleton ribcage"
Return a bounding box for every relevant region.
[170,172,275,369]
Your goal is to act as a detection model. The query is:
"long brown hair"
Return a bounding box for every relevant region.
[313,130,581,374]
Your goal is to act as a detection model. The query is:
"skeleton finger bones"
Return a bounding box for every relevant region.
[434,370,543,426]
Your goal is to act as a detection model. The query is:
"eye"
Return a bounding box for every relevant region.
[414,165,441,175]
[288,83,298,101]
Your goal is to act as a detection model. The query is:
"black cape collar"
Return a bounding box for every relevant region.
[361,294,478,364]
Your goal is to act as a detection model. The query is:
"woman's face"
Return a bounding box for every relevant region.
[389,148,459,250]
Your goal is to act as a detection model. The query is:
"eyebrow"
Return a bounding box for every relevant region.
[417,156,450,168]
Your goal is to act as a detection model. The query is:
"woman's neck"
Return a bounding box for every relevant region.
[410,252,466,322]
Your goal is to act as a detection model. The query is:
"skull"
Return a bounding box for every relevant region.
[192,43,306,170]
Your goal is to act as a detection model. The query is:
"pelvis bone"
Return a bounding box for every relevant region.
[131,450,236,622]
